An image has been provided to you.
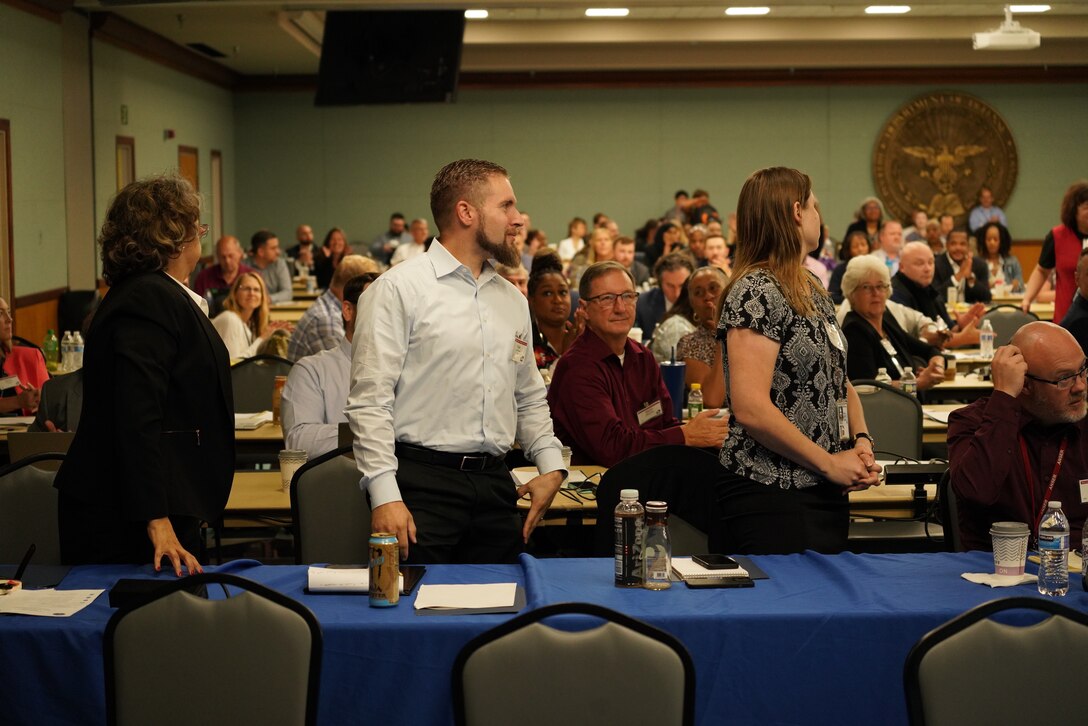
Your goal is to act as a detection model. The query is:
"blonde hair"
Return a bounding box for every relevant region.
[223,271,270,340]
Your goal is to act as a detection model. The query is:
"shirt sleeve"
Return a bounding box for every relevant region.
[512,307,565,475]
[268,259,294,303]
[720,271,788,343]
[947,393,1022,507]
[1038,232,1056,269]
[282,357,339,459]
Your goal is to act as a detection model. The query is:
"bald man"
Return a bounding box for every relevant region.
[948,322,1088,551]
[892,241,983,348]
[193,235,253,299]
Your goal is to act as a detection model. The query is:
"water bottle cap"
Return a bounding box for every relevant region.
[691,383,701,391]
[645,500,667,512]
[1048,501,1061,508]
[620,489,639,500]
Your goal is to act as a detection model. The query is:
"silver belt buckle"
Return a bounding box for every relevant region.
[459,455,487,471]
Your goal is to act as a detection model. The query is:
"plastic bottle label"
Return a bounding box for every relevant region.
[1038,533,1069,551]
[614,515,643,586]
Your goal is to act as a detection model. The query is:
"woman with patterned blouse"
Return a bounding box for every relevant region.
[717,167,881,554]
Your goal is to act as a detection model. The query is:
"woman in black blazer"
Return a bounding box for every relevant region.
[55,175,234,575]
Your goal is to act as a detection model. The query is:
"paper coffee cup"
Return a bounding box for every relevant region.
[279,449,309,492]
[989,521,1030,576]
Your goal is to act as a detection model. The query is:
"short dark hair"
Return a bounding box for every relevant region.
[613,235,635,249]
[579,260,634,300]
[1060,180,1088,231]
[674,190,689,200]
[99,174,201,286]
[527,250,565,296]
[251,229,278,254]
[692,188,709,199]
[979,222,1013,258]
[342,272,380,309]
[390,213,405,222]
[653,251,695,281]
[840,230,870,262]
[430,159,508,231]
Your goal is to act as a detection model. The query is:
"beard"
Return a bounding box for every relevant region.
[478,226,520,267]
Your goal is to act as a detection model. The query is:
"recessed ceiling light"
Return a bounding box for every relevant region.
[725,7,771,16]
[464,9,489,20]
[1008,4,1051,12]
[865,5,911,14]
[585,8,630,17]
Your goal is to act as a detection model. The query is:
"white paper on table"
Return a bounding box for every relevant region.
[0,416,35,427]
[922,409,951,424]
[413,583,517,610]
[512,469,587,488]
[306,567,404,593]
[0,588,103,616]
[961,572,1037,588]
[234,411,273,430]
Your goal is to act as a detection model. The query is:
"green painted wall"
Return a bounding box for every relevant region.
[234,84,1088,248]
[91,41,236,260]
[0,5,67,297]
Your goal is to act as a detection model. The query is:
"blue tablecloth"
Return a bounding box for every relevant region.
[1,552,1084,726]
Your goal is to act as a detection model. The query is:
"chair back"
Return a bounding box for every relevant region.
[593,445,722,556]
[230,354,293,413]
[904,596,1088,726]
[0,453,66,566]
[453,602,695,726]
[7,431,75,471]
[935,470,963,552]
[852,379,923,460]
[290,445,370,564]
[104,572,322,726]
[979,304,1038,347]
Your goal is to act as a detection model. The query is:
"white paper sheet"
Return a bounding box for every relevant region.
[0,416,35,427]
[512,469,587,488]
[922,409,951,424]
[234,411,273,430]
[671,557,749,580]
[306,567,404,593]
[413,583,517,610]
[0,588,103,616]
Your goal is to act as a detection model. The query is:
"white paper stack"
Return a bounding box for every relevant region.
[671,557,750,581]
[234,411,273,430]
[306,567,404,593]
[413,583,517,610]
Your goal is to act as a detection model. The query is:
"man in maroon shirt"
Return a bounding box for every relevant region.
[547,261,728,467]
[948,321,1088,551]
[193,235,252,298]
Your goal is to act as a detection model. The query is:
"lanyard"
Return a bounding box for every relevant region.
[1018,434,1068,533]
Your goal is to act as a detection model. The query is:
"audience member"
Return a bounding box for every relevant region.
[979,221,1023,292]
[664,189,689,223]
[313,227,351,290]
[282,273,377,458]
[687,188,721,226]
[612,235,650,288]
[892,242,983,347]
[0,297,46,415]
[547,261,727,467]
[934,228,991,304]
[1059,249,1088,354]
[288,254,379,361]
[840,256,945,389]
[924,219,945,255]
[245,229,292,303]
[948,322,1087,551]
[521,229,546,271]
[687,224,708,266]
[527,252,581,376]
[676,266,728,388]
[1021,180,1088,322]
[287,224,314,260]
[346,158,565,564]
[938,213,955,244]
[569,227,614,288]
[193,235,253,305]
[968,185,1008,234]
[635,252,694,341]
[902,209,928,241]
[645,221,684,267]
[718,167,879,555]
[556,217,587,265]
[390,218,430,266]
[496,261,529,297]
[56,174,232,573]
[704,234,731,277]
[843,196,884,248]
[211,271,270,359]
[369,212,411,264]
[828,230,870,304]
[649,277,696,363]
[870,220,904,276]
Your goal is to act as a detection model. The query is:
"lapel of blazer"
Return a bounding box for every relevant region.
[160,272,234,417]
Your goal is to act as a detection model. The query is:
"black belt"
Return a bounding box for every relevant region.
[395,443,506,472]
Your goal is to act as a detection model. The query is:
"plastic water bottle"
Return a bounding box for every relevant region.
[900,368,917,397]
[72,331,85,370]
[42,329,59,372]
[874,367,892,385]
[688,383,704,419]
[59,331,73,373]
[1037,501,1069,597]
[614,489,644,588]
[979,319,995,359]
[642,501,672,590]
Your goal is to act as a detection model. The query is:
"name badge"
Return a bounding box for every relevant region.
[511,337,528,364]
[879,338,897,356]
[836,399,849,443]
[825,322,844,351]
[1079,478,1088,504]
[637,400,664,426]
[0,375,20,391]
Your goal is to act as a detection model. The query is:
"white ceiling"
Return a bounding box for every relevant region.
[73,1,1088,77]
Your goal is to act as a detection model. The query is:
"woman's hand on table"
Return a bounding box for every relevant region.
[147,517,202,576]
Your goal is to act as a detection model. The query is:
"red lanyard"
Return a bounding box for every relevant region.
[1018,434,1068,533]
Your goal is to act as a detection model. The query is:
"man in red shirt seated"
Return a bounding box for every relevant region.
[948,321,1088,551]
[547,261,728,467]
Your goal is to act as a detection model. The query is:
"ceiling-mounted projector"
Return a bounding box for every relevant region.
[973,5,1041,50]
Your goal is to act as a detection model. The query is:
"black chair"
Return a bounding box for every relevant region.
[290,445,371,564]
[852,378,923,460]
[593,445,722,557]
[904,597,1088,726]
[453,602,695,726]
[935,470,963,552]
[104,572,323,726]
[230,354,293,412]
[979,304,1038,347]
[0,453,65,565]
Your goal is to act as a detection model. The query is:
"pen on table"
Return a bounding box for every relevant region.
[13,543,36,582]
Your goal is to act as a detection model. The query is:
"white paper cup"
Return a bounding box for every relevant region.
[990,521,1030,576]
[560,446,572,470]
[279,449,308,492]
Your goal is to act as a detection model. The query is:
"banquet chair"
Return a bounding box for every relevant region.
[453,602,695,726]
[290,445,370,564]
[593,445,721,557]
[903,596,1088,726]
[852,379,923,460]
[0,453,65,565]
[978,304,1038,347]
[230,354,293,412]
[7,431,74,471]
[935,470,963,553]
[104,572,322,726]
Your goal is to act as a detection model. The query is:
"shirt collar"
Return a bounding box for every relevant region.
[338,335,352,359]
[427,238,498,286]
[579,326,639,363]
[168,273,210,317]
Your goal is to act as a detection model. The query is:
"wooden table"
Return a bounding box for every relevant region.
[949,300,1053,321]
[235,422,284,464]
[926,372,993,402]
[270,308,305,323]
[921,402,965,444]
[227,470,291,515]
[270,300,313,312]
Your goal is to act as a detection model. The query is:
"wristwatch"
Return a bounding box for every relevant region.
[853,432,875,448]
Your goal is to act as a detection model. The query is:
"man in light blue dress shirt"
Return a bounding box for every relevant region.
[346,159,567,564]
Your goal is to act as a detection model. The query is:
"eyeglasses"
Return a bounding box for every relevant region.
[237,286,263,294]
[198,223,210,239]
[585,291,639,307]
[1025,360,1088,390]
[856,283,891,295]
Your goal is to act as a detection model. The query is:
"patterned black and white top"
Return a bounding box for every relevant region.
[717,268,848,489]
